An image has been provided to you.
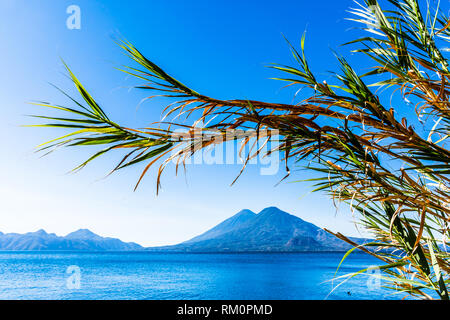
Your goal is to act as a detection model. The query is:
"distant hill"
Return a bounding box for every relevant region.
[148,207,368,252]
[0,229,142,251]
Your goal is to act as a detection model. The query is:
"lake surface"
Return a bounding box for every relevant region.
[0,252,396,300]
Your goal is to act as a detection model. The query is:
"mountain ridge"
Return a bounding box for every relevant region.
[0,207,368,252]
[148,206,368,252]
[0,228,142,251]
[183,209,257,244]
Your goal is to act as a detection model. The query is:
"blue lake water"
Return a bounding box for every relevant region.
[0,252,396,300]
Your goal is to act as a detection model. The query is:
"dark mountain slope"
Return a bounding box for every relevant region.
[148,207,367,252]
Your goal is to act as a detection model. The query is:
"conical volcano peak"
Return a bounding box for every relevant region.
[149,206,369,252]
[234,209,256,217]
[257,207,295,218]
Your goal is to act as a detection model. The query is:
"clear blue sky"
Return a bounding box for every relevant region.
[1,0,378,246]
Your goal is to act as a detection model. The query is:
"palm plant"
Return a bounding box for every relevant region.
[30,0,449,299]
